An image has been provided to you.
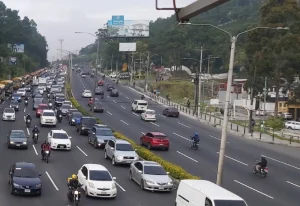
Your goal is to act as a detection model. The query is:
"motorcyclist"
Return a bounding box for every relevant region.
[42,142,51,160]
[67,174,81,201]
[191,132,200,147]
[56,108,63,119]
[116,79,119,84]
[141,94,145,100]
[32,125,39,138]
[24,96,29,101]
[256,156,267,171]
[41,141,47,159]
[25,114,32,124]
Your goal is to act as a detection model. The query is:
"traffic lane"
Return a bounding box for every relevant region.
[60,120,177,206]
[0,100,63,206]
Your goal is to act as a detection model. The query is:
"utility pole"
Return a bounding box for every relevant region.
[139,53,142,80]
[110,54,113,73]
[198,46,203,115]
[248,66,257,133]
[130,52,134,86]
[116,60,118,72]
[92,34,100,112]
[58,39,64,60]
[144,51,150,92]
[194,69,200,116]
[263,77,267,116]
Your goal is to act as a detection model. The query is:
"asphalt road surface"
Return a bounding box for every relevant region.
[71,68,300,206]
[0,89,175,205]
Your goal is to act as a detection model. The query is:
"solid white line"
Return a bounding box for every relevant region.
[45,171,59,191]
[115,181,126,191]
[286,181,300,188]
[177,151,198,162]
[76,146,88,156]
[173,132,190,141]
[106,111,113,115]
[120,120,129,125]
[141,132,145,135]
[125,96,129,99]
[209,135,230,143]
[262,155,300,170]
[132,112,139,116]
[234,180,274,199]
[121,106,126,109]
[150,122,159,127]
[158,114,166,118]
[24,108,26,113]
[27,128,30,136]
[216,152,248,166]
[178,122,191,128]
[32,145,38,155]
[113,100,116,103]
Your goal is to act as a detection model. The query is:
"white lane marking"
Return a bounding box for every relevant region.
[286,181,300,188]
[121,106,126,109]
[120,120,129,125]
[262,155,300,170]
[113,100,116,103]
[173,132,190,141]
[32,145,38,155]
[150,122,160,127]
[141,132,145,135]
[23,116,26,122]
[27,128,30,136]
[45,171,59,191]
[177,151,198,162]
[234,180,274,199]
[106,111,113,115]
[132,112,139,117]
[125,96,129,99]
[178,122,191,128]
[76,146,88,156]
[107,96,110,98]
[216,152,248,166]
[209,135,230,143]
[115,181,126,191]
[24,108,26,113]
[159,114,166,118]
[2,101,5,104]
[120,92,123,95]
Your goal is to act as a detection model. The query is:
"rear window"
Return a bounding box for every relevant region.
[39,105,48,109]
[153,135,167,139]
[138,102,147,106]
[146,111,155,115]
[43,112,55,116]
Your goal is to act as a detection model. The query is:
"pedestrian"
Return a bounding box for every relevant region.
[187,99,190,108]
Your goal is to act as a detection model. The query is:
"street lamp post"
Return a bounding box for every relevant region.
[58,49,75,96]
[180,22,289,186]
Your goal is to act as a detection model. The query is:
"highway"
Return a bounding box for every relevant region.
[71,68,300,206]
[0,90,175,205]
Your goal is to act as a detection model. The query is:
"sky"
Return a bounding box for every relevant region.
[2,0,195,61]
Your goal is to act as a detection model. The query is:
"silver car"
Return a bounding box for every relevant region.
[59,104,72,115]
[129,161,174,191]
[104,139,139,165]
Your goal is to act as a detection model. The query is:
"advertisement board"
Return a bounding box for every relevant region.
[107,20,150,37]
[7,44,24,53]
[112,15,124,25]
[119,43,136,52]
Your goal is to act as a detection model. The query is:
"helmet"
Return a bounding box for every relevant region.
[72,174,77,179]
[44,141,47,144]
[194,132,198,136]
[34,125,37,129]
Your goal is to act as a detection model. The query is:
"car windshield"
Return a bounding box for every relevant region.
[82,118,96,125]
[11,102,18,105]
[35,99,43,104]
[72,112,82,118]
[4,108,14,113]
[57,97,65,101]
[214,200,247,206]
[94,103,102,107]
[169,108,178,111]
[10,131,26,138]
[53,133,68,139]
[25,85,30,88]
[61,105,71,109]
[116,143,134,151]
[89,170,112,181]
[146,111,155,115]
[13,167,38,178]
[13,93,21,97]
[43,112,54,116]
[96,129,113,136]
[144,166,166,175]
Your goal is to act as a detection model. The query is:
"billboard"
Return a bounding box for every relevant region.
[8,44,24,53]
[112,15,124,25]
[119,43,136,52]
[9,56,17,65]
[107,20,150,37]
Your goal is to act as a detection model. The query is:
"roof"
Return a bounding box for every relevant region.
[115,139,130,144]
[94,124,108,128]
[15,162,35,168]
[11,130,25,133]
[150,132,166,136]
[180,180,244,201]
[82,116,95,119]
[51,129,67,134]
[84,164,108,171]
[145,109,155,112]
[134,99,147,103]
[43,109,54,113]
[141,161,161,166]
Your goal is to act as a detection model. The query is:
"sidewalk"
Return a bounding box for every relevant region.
[126,83,300,147]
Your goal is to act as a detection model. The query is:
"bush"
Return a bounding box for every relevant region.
[66,84,200,180]
[264,117,284,131]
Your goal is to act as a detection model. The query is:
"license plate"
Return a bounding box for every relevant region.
[159,186,164,190]
[16,144,20,146]
[24,189,30,193]
[101,191,107,194]
[59,146,64,148]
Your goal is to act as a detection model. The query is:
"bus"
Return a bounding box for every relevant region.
[0,80,13,96]
[0,84,5,102]
[12,77,22,90]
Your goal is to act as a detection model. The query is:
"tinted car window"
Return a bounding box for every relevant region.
[82,118,96,125]
[89,170,112,181]
[144,166,166,175]
[14,167,38,178]
[96,129,113,136]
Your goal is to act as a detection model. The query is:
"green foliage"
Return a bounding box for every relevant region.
[264,117,284,131]
[0,1,48,80]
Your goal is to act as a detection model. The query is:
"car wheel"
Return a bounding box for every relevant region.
[10,184,14,194]
[129,171,133,180]
[112,156,117,166]
[76,127,79,132]
[140,138,143,146]
[147,143,152,150]
[104,150,108,159]
[140,179,144,190]
[85,187,89,197]
[288,127,292,129]
[93,141,98,148]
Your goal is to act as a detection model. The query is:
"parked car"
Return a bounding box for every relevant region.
[282,112,293,120]
[255,110,267,116]
[285,121,300,130]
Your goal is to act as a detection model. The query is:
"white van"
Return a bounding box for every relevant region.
[175,180,248,206]
[131,100,148,112]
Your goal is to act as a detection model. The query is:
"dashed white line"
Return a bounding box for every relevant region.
[24,108,26,113]
[107,96,110,98]
[113,100,116,103]
[177,151,198,162]
[286,181,300,188]
[234,180,274,199]
[216,152,248,166]
[120,92,123,95]
[159,114,166,118]
[115,181,126,191]
[262,155,300,170]
[178,122,191,128]
[23,116,26,122]
[132,112,139,117]
[27,128,30,136]
[125,96,129,99]
[121,106,126,109]
[32,145,38,155]
[120,120,129,125]
[209,135,230,143]
[141,132,145,135]
[150,122,160,127]
[173,132,190,141]
[45,171,59,191]
[106,111,113,115]
[76,146,88,156]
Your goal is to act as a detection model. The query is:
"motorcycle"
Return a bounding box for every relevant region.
[68,187,81,205]
[26,119,31,127]
[43,150,50,163]
[58,114,62,123]
[189,139,199,150]
[24,100,28,106]
[253,163,268,178]
[33,132,38,144]
[49,102,53,108]
[47,93,50,98]
[141,95,145,100]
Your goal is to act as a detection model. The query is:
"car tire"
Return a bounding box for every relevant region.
[129,171,133,181]
[288,127,292,129]
[85,187,89,197]
[140,179,144,190]
[10,184,14,194]
[93,141,97,148]
[104,150,108,159]
[112,156,117,166]
[147,143,152,150]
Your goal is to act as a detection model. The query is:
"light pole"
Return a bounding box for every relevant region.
[58,49,75,96]
[180,22,289,186]
[205,55,219,97]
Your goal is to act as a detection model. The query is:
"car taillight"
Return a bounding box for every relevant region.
[265,167,268,170]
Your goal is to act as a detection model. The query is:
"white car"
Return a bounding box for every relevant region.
[81,74,86,78]
[37,87,44,95]
[2,108,15,121]
[63,100,72,107]
[109,73,117,78]
[40,109,57,127]
[16,88,26,97]
[285,121,300,130]
[132,100,148,113]
[141,109,156,121]
[77,164,117,198]
[82,90,92,98]
[47,129,71,150]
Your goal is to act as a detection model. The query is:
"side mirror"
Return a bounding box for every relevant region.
[38,173,42,177]
[112,177,116,180]
[92,132,95,135]
[138,170,142,174]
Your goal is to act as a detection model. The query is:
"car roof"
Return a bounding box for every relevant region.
[43,109,54,112]
[11,130,25,133]
[38,104,48,106]
[134,100,147,103]
[140,161,161,166]
[84,164,108,171]
[150,132,166,136]
[51,129,67,134]
[145,109,155,112]
[115,139,130,144]
[82,116,95,119]
[15,162,36,168]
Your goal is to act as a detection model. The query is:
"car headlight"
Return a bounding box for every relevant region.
[134,156,139,160]
[13,183,20,187]
[16,106,18,108]
[82,127,85,130]
[10,141,14,144]
[35,184,42,188]
[88,182,95,188]
[167,181,173,185]
[23,142,27,144]
[116,156,122,160]
[112,182,116,189]
[145,180,155,184]
[97,139,104,143]
[72,119,75,122]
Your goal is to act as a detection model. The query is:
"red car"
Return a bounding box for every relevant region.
[97,80,104,86]
[36,104,49,117]
[140,132,169,151]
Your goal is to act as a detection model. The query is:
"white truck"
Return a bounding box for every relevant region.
[38,77,47,91]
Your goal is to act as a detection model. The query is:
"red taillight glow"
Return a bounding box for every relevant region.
[265,167,268,170]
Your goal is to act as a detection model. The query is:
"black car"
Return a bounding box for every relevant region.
[95,87,104,95]
[162,107,180,117]
[55,96,66,107]
[11,93,22,102]
[69,111,82,125]
[76,116,96,135]
[31,90,40,98]
[9,162,42,195]
[10,101,20,111]
[24,85,31,92]
[7,130,28,149]
[106,84,114,92]
[91,102,104,113]
[110,89,119,97]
